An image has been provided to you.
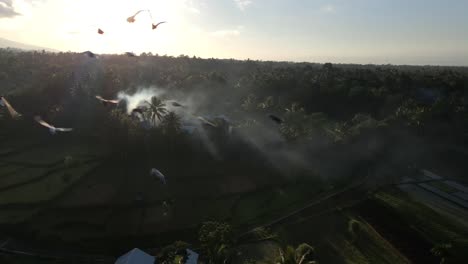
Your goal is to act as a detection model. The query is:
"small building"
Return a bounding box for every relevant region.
[115,248,155,264]
[186,249,199,264]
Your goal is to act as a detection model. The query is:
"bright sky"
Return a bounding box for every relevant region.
[0,0,467,65]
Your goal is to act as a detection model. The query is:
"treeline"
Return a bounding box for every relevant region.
[1,49,468,177]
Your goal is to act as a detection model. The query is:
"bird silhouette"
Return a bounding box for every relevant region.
[127,10,147,23]
[268,114,283,124]
[152,21,166,30]
[171,101,184,107]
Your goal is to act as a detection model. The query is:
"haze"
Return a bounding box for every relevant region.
[0,0,467,65]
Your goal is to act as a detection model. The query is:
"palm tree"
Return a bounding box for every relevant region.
[257,96,275,110]
[431,243,452,264]
[199,221,234,264]
[285,102,304,114]
[279,103,310,141]
[161,111,182,134]
[241,94,258,111]
[274,243,317,264]
[145,96,167,125]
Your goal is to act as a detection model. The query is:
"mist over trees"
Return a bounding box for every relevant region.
[1,49,468,263]
[1,49,467,179]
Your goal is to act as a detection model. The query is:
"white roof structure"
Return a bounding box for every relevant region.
[115,248,155,264]
[186,249,199,264]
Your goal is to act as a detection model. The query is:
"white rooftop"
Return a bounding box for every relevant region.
[115,248,155,264]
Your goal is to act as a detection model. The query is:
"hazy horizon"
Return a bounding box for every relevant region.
[1,0,467,66]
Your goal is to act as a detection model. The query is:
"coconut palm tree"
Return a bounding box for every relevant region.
[431,243,452,264]
[273,243,317,264]
[145,96,168,125]
[241,94,258,111]
[161,111,182,136]
[199,221,234,264]
[279,103,310,141]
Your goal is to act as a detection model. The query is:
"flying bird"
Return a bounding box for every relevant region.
[171,101,184,107]
[150,168,166,184]
[97,28,104,34]
[0,96,22,119]
[152,21,166,30]
[95,96,119,106]
[34,116,73,135]
[268,114,283,124]
[127,10,148,23]
[82,51,98,58]
[197,116,218,127]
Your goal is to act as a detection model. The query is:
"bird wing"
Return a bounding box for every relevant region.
[151,168,165,178]
[127,10,146,22]
[133,10,145,17]
[197,116,218,127]
[96,95,119,104]
[1,97,22,119]
[172,102,183,107]
[55,127,73,132]
[269,114,283,124]
[34,116,55,130]
[152,21,167,30]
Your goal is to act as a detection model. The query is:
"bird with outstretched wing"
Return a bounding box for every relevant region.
[152,21,166,30]
[34,116,73,135]
[127,10,151,23]
[150,168,166,184]
[268,114,284,124]
[171,101,184,107]
[197,116,218,127]
[95,95,119,106]
[0,96,22,119]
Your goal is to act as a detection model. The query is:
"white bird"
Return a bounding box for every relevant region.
[95,95,119,106]
[150,168,166,184]
[34,116,73,135]
[197,116,218,127]
[0,96,22,119]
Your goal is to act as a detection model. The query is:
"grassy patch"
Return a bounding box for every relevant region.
[0,163,98,205]
[428,181,458,194]
[0,167,48,189]
[374,188,468,245]
[0,208,39,224]
[346,217,410,264]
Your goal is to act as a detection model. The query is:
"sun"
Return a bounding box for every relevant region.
[59,0,179,54]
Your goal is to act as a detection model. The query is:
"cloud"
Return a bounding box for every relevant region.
[320,4,336,13]
[211,26,244,37]
[234,0,252,11]
[0,0,20,18]
[183,0,202,14]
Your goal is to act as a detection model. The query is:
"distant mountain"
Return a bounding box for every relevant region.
[0,37,57,52]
